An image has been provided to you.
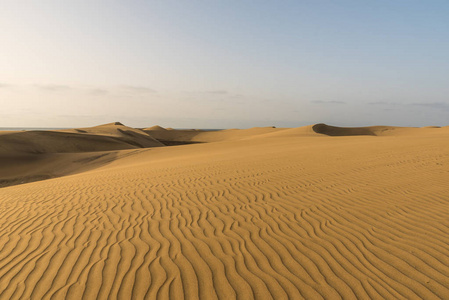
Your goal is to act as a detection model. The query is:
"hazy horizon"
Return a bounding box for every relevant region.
[1,1,449,128]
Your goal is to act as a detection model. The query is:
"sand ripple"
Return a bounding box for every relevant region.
[1,132,449,299]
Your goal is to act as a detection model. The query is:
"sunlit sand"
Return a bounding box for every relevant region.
[1,122,449,299]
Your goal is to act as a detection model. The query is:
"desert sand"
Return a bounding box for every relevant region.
[1,122,449,299]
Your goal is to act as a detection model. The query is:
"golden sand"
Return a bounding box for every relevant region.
[1,123,449,299]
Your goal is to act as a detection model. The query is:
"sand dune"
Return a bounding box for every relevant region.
[59,122,164,148]
[0,123,162,156]
[144,125,167,131]
[1,123,449,299]
[0,123,163,187]
[311,123,448,137]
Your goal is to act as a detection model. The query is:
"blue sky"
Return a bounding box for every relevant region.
[1,1,449,128]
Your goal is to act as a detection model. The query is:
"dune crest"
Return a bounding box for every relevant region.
[144,125,167,131]
[101,121,124,126]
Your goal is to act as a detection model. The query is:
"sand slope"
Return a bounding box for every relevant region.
[0,123,163,155]
[0,123,163,187]
[143,126,286,144]
[1,124,449,299]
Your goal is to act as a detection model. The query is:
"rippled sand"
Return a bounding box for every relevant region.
[1,123,449,299]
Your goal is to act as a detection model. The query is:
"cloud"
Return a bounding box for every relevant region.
[0,83,12,88]
[205,90,228,95]
[367,101,449,111]
[36,84,72,91]
[32,83,158,97]
[367,101,390,105]
[410,102,449,110]
[311,100,346,104]
[88,88,109,96]
[367,101,405,106]
[34,84,110,97]
[121,85,156,93]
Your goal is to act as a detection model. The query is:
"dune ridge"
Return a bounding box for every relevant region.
[1,123,449,299]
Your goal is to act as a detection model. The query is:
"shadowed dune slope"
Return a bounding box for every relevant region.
[0,123,163,155]
[0,123,163,187]
[311,123,448,137]
[312,123,397,136]
[0,150,143,188]
[1,127,449,299]
[0,131,149,155]
[59,122,164,148]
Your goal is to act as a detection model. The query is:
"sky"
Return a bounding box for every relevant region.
[1,0,449,128]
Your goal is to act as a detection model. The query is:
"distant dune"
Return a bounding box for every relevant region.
[312,123,387,136]
[144,125,167,131]
[1,122,449,299]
